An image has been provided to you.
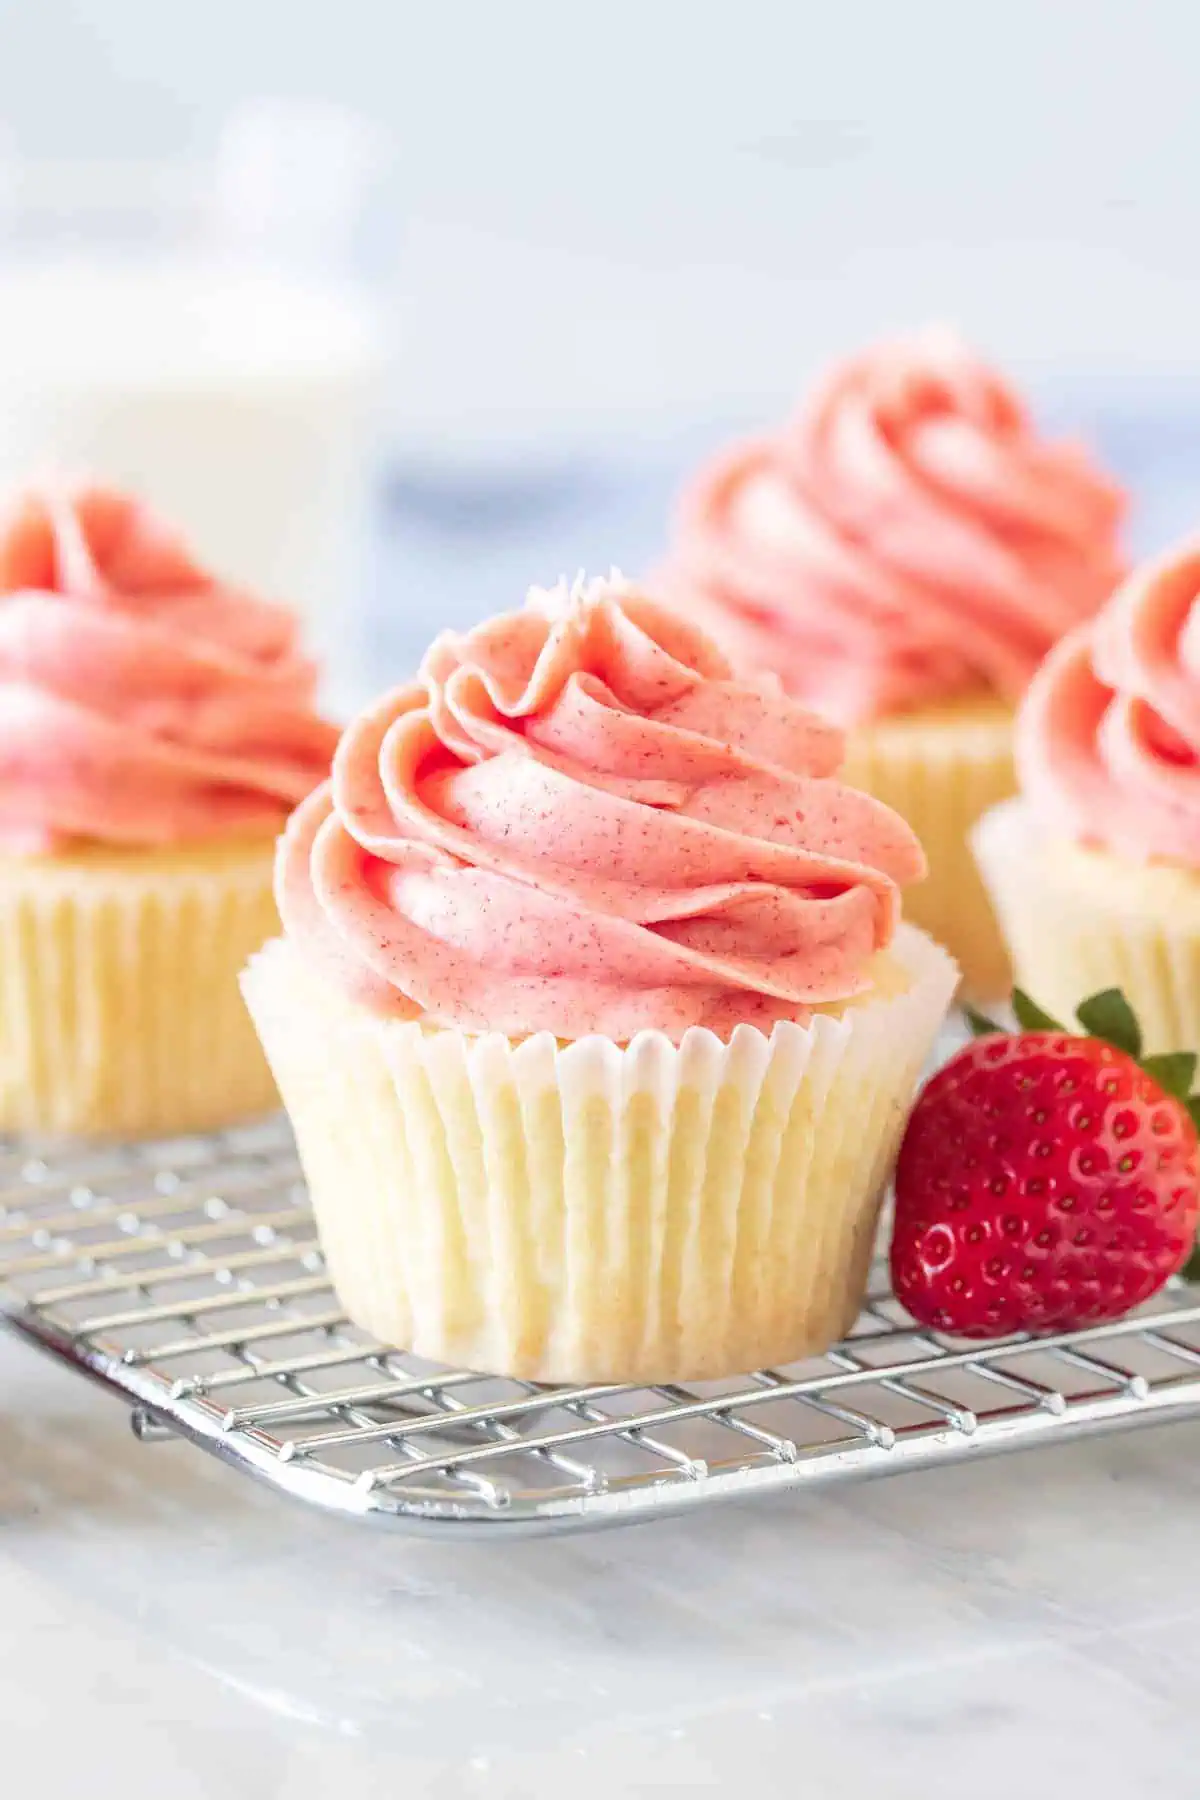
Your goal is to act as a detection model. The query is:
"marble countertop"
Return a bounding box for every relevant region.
[4,1325,1200,1798]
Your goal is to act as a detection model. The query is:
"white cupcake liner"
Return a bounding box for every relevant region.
[0,841,280,1137]
[242,924,957,1382]
[842,700,1015,1000]
[974,799,1200,1054]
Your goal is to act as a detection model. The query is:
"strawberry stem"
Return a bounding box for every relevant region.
[964,986,1200,1120]
[1076,988,1143,1059]
[1141,1052,1198,1100]
[1012,989,1066,1033]
[964,1006,1002,1038]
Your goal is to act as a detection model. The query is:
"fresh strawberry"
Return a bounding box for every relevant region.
[890,988,1200,1339]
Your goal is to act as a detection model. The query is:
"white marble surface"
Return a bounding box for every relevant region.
[3,1326,1200,1797]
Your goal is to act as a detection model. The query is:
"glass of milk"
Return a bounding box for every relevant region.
[0,102,387,700]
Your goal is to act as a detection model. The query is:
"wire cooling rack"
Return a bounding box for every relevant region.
[2,1116,1200,1537]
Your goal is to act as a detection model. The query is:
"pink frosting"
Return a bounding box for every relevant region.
[659,329,1126,724]
[0,486,338,851]
[1017,540,1200,867]
[277,575,926,1040]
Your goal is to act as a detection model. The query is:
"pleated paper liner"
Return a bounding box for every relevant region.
[0,837,280,1138]
[974,799,1200,1057]
[243,925,957,1384]
[842,692,1015,1002]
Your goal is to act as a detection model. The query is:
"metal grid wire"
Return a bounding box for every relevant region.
[3,1116,1200,1536]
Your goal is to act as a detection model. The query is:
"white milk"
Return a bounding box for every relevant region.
[0,255,380,659]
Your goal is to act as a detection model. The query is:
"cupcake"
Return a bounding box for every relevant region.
[243,573,956,1383]
[657,327,1126,998]
[0,484,337,1136]
[975,539,1200,1054]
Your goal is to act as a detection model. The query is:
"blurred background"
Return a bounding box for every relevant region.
[0,0,1194,705]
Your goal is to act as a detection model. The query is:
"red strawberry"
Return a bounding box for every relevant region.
[891,988,1200,1339]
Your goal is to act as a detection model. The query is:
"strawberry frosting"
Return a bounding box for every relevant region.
[0,485,338,851]
[1017,540,1200,867]
[659,329,1125,724]
[277,574,927,1040]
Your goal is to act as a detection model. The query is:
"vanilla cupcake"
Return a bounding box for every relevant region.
[0,485,337,1136]
[976,539,1200,1054]
[657,328,1126,998]
[243,574,956,1383]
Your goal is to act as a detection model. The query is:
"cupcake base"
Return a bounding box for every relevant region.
[0,837,281,1138]
[842,693,1015,1002]
[242,926,956,1384]
[974,799,1200,1054]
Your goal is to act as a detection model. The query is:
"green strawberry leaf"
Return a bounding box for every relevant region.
[1141,1051,1198,1100]
[1180,1242,1200,1284]
[1011,989,1066,1034]
[1187,1096,1200,1134]
[1076,988,1143,1061]
[964,1006,1003,1038]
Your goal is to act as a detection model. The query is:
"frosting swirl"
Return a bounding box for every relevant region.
[0,485,337,851]
[1017,540,1200,867]
[277,575,926,1040]
[659,328,1125,723]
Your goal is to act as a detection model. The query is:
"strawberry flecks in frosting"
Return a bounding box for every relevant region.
[277,574,926,1041]
[1017,540,1200,868]
[0,486,337,851]
[658,328,1126,724]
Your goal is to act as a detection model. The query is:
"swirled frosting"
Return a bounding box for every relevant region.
[659,328,1125,723]
[277,574,926,1040]
[1017,540,1200,867]
[0,485,338,851]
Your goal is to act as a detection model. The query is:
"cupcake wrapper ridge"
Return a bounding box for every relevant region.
[243,924,957,1383]
[0,841,281,1138]
[974,799,1200,1056]
[842,699,1015,1002]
